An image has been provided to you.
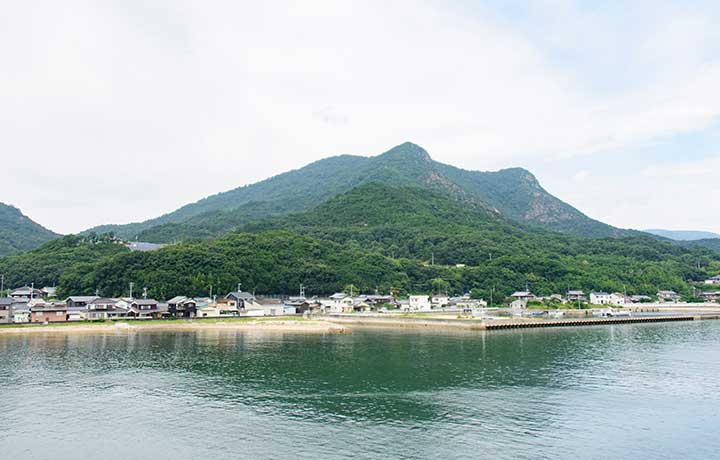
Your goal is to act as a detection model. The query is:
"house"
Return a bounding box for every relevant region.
[396,299,410,311]
[321,293,354,313]
[284,296,313,313]
[408,295,431,310]
[352,299,371,312]
[566,290,586,302]
[657,290,681,303]
[362,295,395,306]
[509,291,535,309]
[127,299,164,319]
[549,294,567,304]
[510,291,536,302]
[704,275,720,285]
[630,295,652,303]
[31,302,68,323]
[225,291,258,309]
[0,298,13,324]
[10,302,30,323]
[65,296,100,310]
[431,295,450,307]
[510,299,525,310]
[41,286,57,299]
[244,301,296,316]
[608,293,627,307]
[86,298,128,320]
[10,286,44,300]
[452,294,487,309]
[196,300,240,318]
[590,292,611,305]
[699,292,720,303]
[167,296,198,318]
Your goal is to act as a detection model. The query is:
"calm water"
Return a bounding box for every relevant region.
[1,321,719,460]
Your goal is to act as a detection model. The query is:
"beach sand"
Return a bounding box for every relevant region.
[0,319,348,335]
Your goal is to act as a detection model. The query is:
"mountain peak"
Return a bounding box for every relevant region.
[376,142,432,163]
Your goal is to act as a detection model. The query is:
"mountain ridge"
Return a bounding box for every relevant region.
[645,229,720,241]
[86,142,631,242]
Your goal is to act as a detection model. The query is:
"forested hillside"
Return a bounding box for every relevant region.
[0,203,59,256]
[0,234,129,291]
[4,183,716,303]
[86,142,630,241]
[677,238,720,253]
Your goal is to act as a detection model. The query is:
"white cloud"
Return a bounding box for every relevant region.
[0,0,719,233]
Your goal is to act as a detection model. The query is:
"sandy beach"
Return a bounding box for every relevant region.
[0,319,348,335]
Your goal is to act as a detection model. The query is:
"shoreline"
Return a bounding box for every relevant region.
[3,310,720,336]
[0,318,347,335]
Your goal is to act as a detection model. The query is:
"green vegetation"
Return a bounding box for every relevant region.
[678,238,720,253]
[0,203,59,256]
[0,234,129,289]
[3,182,716,304]
[85,142,630,241]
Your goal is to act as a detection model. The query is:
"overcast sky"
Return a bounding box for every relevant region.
[2,0,719,235]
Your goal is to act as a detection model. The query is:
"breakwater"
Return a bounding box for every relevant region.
[318,313,720,331]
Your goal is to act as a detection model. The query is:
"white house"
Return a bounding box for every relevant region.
[431,295,450,307]
[590,292,611,305]
[608,293,627,307]
[705,275,720,285]
[408,295,431,311]
[657,291,681,303]
[321,293,354,313]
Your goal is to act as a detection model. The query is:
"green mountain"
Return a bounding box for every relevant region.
[87,142,629,242]
[0,203,59,256]
[6,182,716,302]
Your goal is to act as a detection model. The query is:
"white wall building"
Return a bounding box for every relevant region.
[409,295,431,311]
[590,292,611,305]
[705,276,720,285]
[608,293,627,307]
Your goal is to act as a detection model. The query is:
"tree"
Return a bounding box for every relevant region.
[431,278,450,295]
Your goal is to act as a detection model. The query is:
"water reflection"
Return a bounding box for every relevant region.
[1,321,719,460]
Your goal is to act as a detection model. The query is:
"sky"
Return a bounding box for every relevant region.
[1,0,719,235]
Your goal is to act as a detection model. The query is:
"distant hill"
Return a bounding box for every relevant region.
[87,142,632,242]
[645,229,720,241]
[0,203,59,256]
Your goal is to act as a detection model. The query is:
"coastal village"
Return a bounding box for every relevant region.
[1,275,720,325]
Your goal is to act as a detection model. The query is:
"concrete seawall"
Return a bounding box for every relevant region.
[318,313,720,331]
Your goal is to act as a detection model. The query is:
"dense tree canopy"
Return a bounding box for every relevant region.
[2,184,717,305]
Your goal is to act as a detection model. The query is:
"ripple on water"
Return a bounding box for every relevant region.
[1,321,719,460]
